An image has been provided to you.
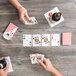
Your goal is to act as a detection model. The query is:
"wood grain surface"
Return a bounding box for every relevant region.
[0,0,76,76]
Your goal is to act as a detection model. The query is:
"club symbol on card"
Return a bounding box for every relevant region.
[7,33,10,36]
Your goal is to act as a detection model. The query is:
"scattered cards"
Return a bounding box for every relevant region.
[33,34,41,47]
[30,54,45,64]
[44,7,64,27]
[5,56,13,72]
[62,32,71,45]
[25,17,38,25]
[42,34,50,46]
[3,23,18,40]
[23,34,32,47]
[51,34,60,46]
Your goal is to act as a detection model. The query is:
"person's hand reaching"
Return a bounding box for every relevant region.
[38,58,63,76]
[38,58,55,72]
[18,6,30,24]
[0,58,9,76]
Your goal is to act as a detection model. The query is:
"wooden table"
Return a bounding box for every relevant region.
[0,0,76,76]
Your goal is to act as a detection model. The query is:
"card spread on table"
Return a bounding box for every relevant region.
[5,56,13,72]
[62,32,71,45]
[51,34,60,46]
[44,7,64,27]
[30,54,44,64]
[23,34,32,47]
[25,17,38,25]
[42,34,50,46]
[3,23,18,40]
[33,34,41,46]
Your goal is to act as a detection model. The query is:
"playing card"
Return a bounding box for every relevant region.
[23,34,32,47]
[62,32,71,45]
[5,56,13,72]
[33,34,41,47]
[44,7,64,27]
[51,34,60,46]
[42,34,50,46]
[30,54,44,64]
[3,23,18,40]
[25,17,38,25]
[37,54,44,62]
[30,54,38,64]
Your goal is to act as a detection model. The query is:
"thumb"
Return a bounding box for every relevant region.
[4,64,9,73]
[24,12,30,20]
[38,60,46,69]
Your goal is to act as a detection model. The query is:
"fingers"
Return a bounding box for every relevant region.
[37,63,41,67]
[0,58,3,60]
[19,16,25,24]
[24,12,30,20]
[38,60,46,69]
[4,64,9,73]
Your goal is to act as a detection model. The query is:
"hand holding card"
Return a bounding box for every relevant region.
[25,17,38,25]
[30,54,45,64]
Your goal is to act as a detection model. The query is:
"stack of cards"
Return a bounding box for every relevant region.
[44,7,64,27]
[4,56,13,72]
[62,32,71,45]
[51,34,60,46]
[3,23,18,40]
[30,54,45,64]
[25,17,38,25]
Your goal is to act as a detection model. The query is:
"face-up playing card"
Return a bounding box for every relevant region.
[4,56,13,72]
[51,34,60,46]
[3,23,18,40]
[25,17,38,25]
[30,54,38,64]
[42,34,50,46]
[23,34,32,47]
[37,54,44,62]
[30,54,44,64]
[33,34,41,47]
[44,7,64,27]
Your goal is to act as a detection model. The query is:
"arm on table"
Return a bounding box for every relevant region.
[38,58,63,76]
[8,0,30,24]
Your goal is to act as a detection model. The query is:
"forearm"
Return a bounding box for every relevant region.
[50,68,63,76]
[8,0,22,10]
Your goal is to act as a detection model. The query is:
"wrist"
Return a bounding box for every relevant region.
[16,5,23,10]
[49,67,56,73]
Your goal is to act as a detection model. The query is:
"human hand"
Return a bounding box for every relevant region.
[18,6,30,24]
[38,58,55,72]
[0,58,9,76]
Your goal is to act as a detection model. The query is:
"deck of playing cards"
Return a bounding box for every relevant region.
[3,23,18,40]
[25,17,38,25]
[30,54,45,64]
[4,56,13,72]
[42,34,50,46]
[51,34,60,46]
[23,34,32,47]
[44,7,64,27]
[62,32,72,45]
[33,34,41,47]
